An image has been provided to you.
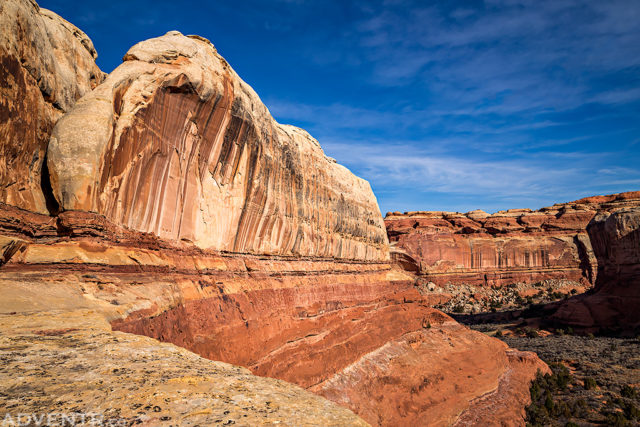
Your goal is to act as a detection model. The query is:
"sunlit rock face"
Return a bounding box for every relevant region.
[47,31,388,261]
[0,0,103,213]
[550,201,640,332]
[385,191,640,289]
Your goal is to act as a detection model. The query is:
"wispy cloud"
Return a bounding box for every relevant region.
[321,139,640,213]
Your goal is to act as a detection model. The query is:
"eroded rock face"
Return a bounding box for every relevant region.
[0,0,103,213]
[385,192,640,289]
[549,205,640,332]
[47,31,387,261]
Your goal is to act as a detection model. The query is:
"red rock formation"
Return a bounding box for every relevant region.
[385,191,640,289]
[549,204,640,332]
[0,15,548,425]
[0,203,548,426]
[0,0,103,213]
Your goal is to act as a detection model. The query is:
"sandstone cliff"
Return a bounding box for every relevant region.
[0,11,548,426]
[0,0,103,213]
[47,31,387,261]
[385,191,640,290]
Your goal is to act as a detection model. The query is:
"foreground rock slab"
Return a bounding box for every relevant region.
[0,311,367,426]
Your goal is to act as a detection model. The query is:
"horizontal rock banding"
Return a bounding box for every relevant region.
[385,191,640,288]
[0,203,546,426]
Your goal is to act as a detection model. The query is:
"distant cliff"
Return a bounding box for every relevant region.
[385,191,639,289]
[550,202,640,332]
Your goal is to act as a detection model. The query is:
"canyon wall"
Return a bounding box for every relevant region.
[0,0,103,213]
[549,203,640,332]
[0,7,547,425]
[385,191,640,290]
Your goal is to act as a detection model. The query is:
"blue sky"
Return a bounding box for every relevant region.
[41,0,640,214]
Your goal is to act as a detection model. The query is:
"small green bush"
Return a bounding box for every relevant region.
[584,377,597,390]
[525,327,539,338]
[604,411,628,427]
[452,304,465,313]
[621,385,637,399]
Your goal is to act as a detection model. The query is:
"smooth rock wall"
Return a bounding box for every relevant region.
[549,205,640,331]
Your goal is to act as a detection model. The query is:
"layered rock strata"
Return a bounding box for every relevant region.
[0,204,548,426]
[385,191,640,290]
[0,0,103,213]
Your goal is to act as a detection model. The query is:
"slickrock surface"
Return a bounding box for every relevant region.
[47,31,387,261]
[550,204,640,332]
[0,0,103,213]
[0,204,547,426]
[0,311,368,426]
[385,191,640,291]
[313,324,547,427]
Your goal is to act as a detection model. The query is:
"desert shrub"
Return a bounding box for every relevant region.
[556,328,565,335]
[525,327,539,338]
[526,365,575,425]
[626,403,640,420]
[584,377,597,390]
[621,384,637,399]
[550,363,572,390]
[452,304,465,313]
[569,398,588,418]
[495,329,503,338]
[490,299,502,309]
[603,411,628,427]
[544,394,555,412]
